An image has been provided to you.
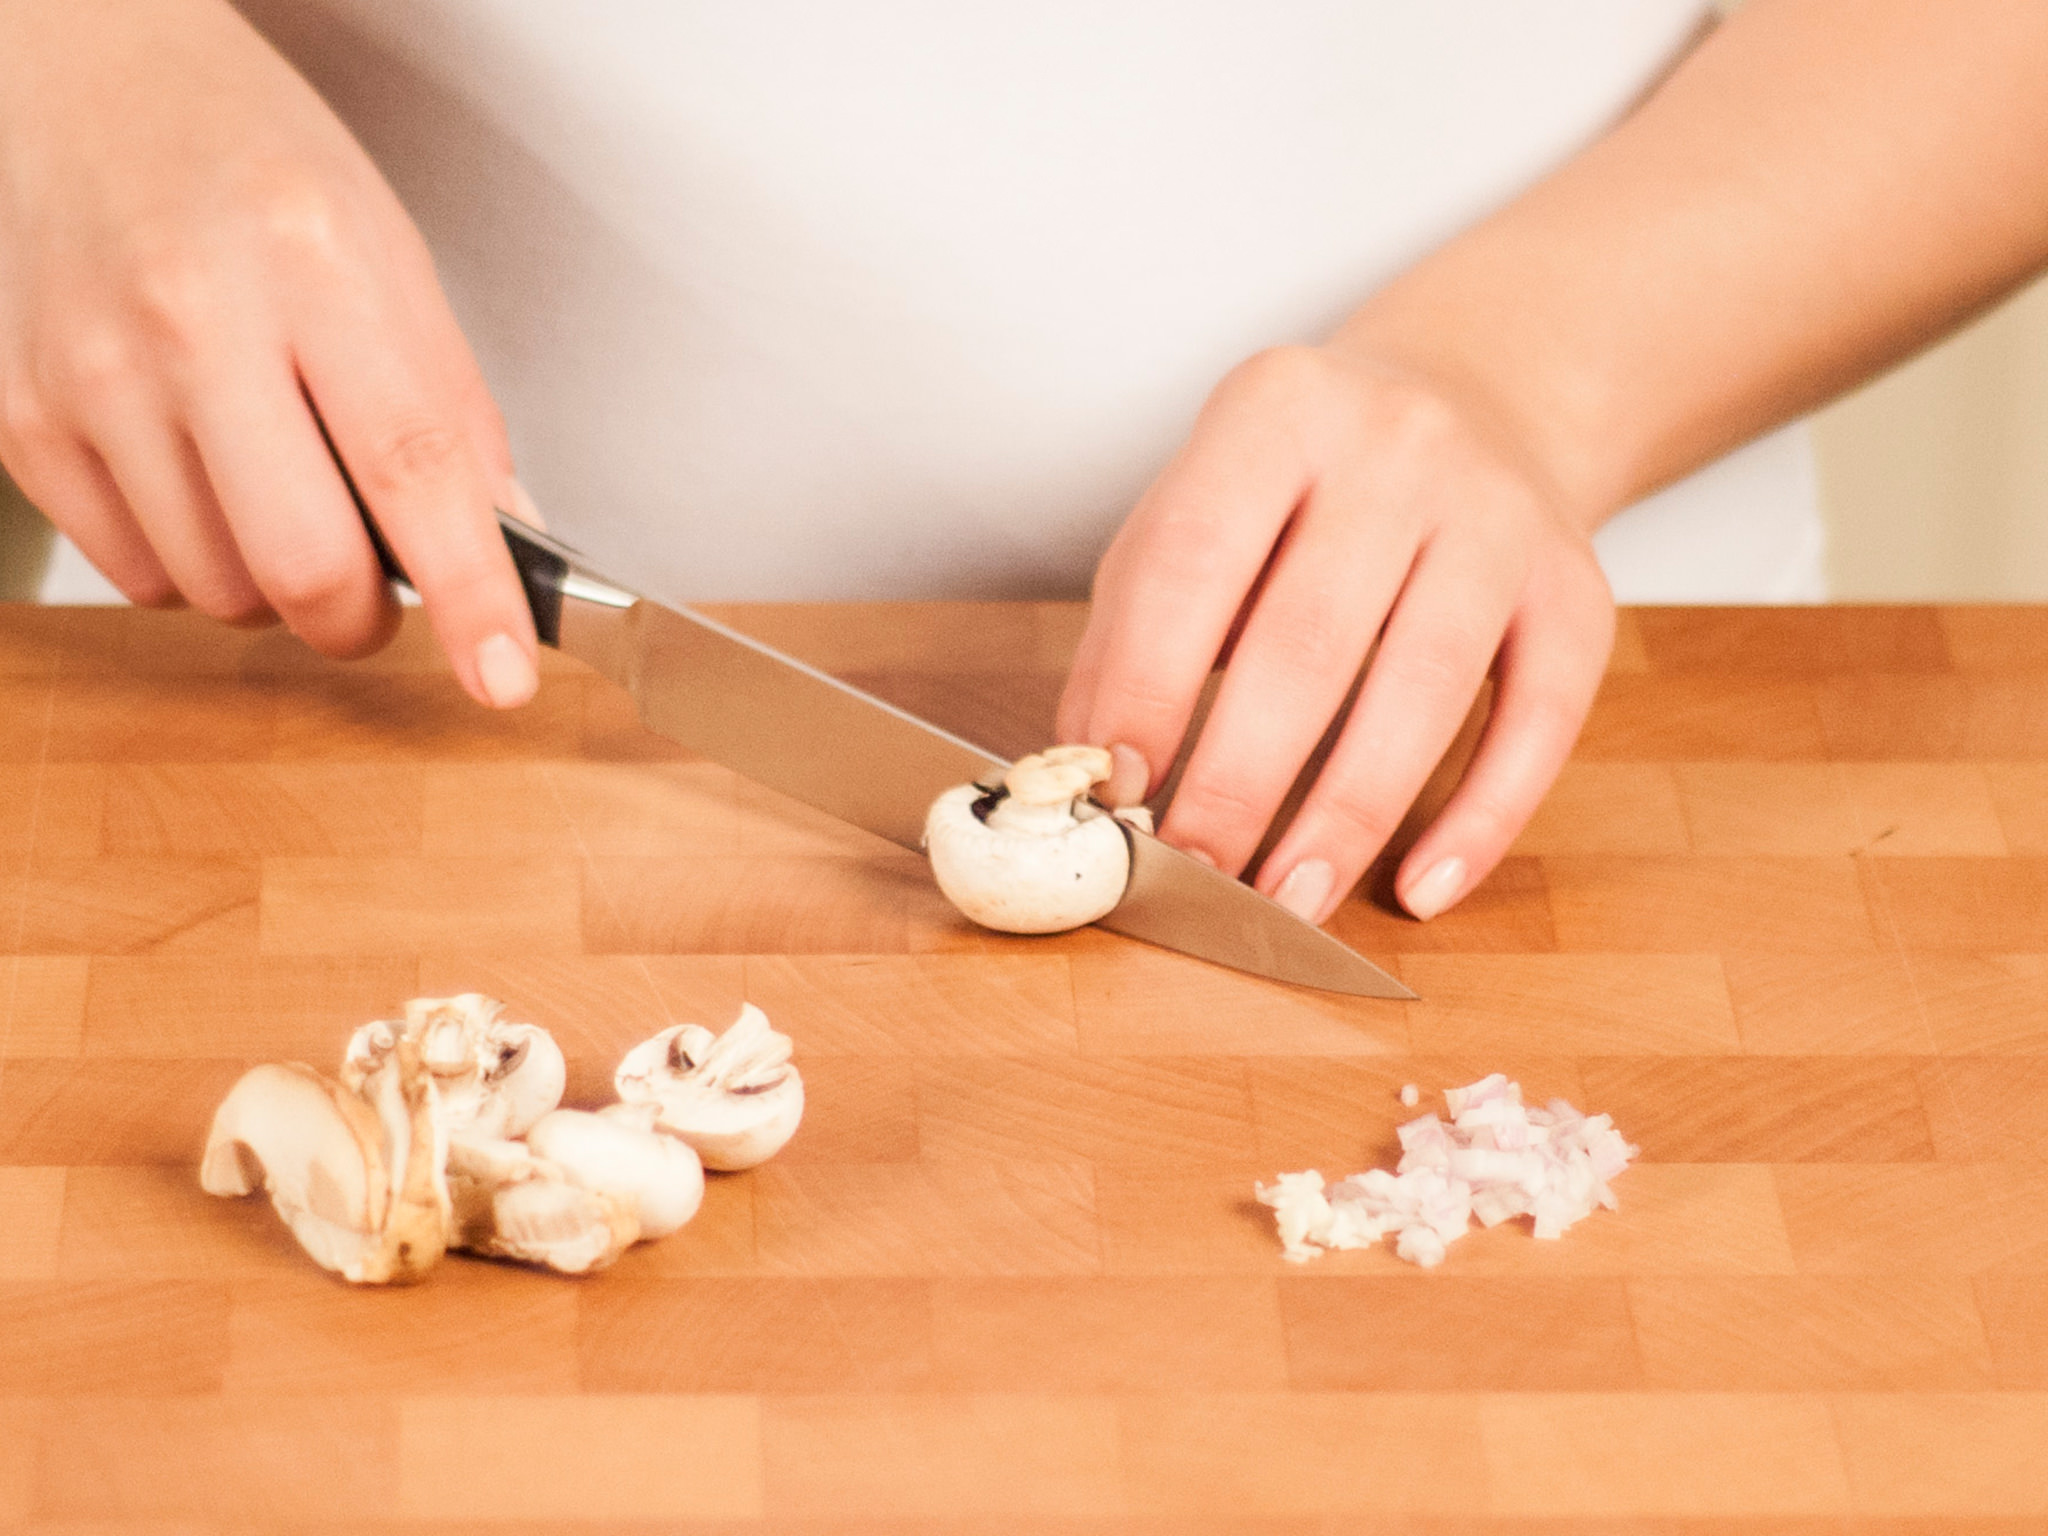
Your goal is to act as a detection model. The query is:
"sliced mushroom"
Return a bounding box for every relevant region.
[200,1027,448,1285]
[614,1002,803,1170]
[345,993,564,1141]
[923,744,1133,934]
[445,1142,639,1276]
[525,1105,706,1239]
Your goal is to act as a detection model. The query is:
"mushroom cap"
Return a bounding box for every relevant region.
[613,1003,805,1171]
[923,782,1129,934]
[527,1107,706,1239]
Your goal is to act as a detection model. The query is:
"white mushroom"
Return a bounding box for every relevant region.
[614,1002,803,1170]
[345,993,564,1141]
[923,744,1135,934]
[444,1139,638,1276]
[200,1029,449,1285]
[525,1105,706,1238]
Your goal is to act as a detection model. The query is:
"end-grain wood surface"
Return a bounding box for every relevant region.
[2,601,2046,1533]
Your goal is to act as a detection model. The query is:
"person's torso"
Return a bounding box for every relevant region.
[221,1,1818,608]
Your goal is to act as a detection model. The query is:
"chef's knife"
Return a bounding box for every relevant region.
[366,509,1413,999]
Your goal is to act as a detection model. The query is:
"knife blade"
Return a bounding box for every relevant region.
[370,508,1411,998]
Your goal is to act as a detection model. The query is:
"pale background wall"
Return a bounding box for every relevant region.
[1813,273,2048,599]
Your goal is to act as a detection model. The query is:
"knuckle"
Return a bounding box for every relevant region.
[1385,629,1488,702]
[1258,603,1353,678]
[1228,344,1330,407]
[262,547,363,621]
[1310,788,1400,860]
[1171,772,1270,833]
[1365,378,1463,463]
[54,324,142,394]
[359,416,467,495]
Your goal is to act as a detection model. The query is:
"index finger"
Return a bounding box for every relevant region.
[293,305,536,710]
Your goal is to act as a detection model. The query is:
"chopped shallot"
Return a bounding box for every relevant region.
[1255,1075,1637,1268]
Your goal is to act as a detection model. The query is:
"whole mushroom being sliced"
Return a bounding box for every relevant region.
[614,1002,803,1170]
[200,1029,449,1285]
[923,744,1146,934]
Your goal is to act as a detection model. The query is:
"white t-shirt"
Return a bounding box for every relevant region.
[42,2,1825,604]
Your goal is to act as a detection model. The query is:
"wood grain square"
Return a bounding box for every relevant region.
[753,1163,1099,1276]
[46,678,278,763]
[1834,1393,2048,1516]
[580,855,914,954]
[1775,1165,2048,1273]
[1677,764,1861,856]
[261,856,581,954]
[0,1166,62,1278]
[1069,946,1405,1057]
[101,764,423,857]
[1627,1276,1995,1389]
[1940,605,2048,670]
[1401,954,1737,1054]
[420,761,739,857]
[0,680,51,762]
[225,1269,579,1394]
[1909,952,2048,1053]
[1278,1278,1641,1390]
[915,1057,1256,1165]
[1576,1058,1935,1162]
[1096,1164,1297,1276]
[38,1397,396,1521]
[1509,763,1689,856]
[1119,1394,1484,1515]
[778,1056,918,1163]
[269,674,583,761]
[930,1278,1287,1392]
[399,1396,761,1520]
[1860,858,2048,949]
[578,1278,931,1392]
[0,955,90,1055]
[1479,1394,1850,1517]
[0,1059,247,1164]
[1332,857,1556,955]
[1544,858,1877,953]
[762,1394,1121,1518]
[0,1396,29,1523]
[0,763,102,855]
[18,858,260,955]
[1724,953,1941,1054]
[1916,1057,2048,1159]
[1820,675,2048,761]
[744,954,1079,1057]
[1607,608,1650,673]
[1838,763,2009,855]
[1435,1166,1796,1277]
[1574,676,1826,761]
[0,1280,226,1393]
[58,1166,317,1279]
[0,605,123,676]
[1984,760,2048,854]
[1638,606,1953,676]
[1975,1277,2048,1387]
[82,955,419,1059]
[1249,1057,1586,1172]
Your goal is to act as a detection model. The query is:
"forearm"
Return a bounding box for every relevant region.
[1337,0,2048,530]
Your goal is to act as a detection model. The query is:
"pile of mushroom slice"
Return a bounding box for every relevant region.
[200,994,802,1283]
[924,744,1153,934]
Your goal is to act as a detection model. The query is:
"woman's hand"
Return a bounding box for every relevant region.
[0,0,538,707]
[1057,343,1615,925]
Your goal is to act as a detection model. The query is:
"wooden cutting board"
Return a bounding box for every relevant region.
[1,600,2045,1529]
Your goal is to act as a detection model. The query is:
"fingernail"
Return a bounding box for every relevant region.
[475,631,538,709]
[1401,856,1467,921]
[1106,742,1150,808]
[506,476,547,530]
[1273,858,1335,924]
